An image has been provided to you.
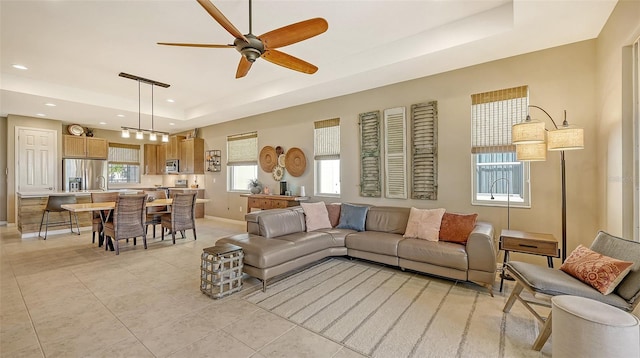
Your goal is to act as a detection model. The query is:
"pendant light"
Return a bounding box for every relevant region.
[118,72,171,140]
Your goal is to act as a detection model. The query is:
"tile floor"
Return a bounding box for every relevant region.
[0,218,366,357]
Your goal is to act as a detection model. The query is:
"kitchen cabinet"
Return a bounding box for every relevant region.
[166,135,185,160]
[144,144,157,175]
[179,138,204,174]
[63,135,108,159]
[144,143,169,175]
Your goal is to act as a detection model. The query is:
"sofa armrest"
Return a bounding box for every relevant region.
[466,221,497,274]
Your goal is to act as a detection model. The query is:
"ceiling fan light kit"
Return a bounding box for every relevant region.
[158,0,328,78]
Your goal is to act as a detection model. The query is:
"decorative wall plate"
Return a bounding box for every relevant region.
[278,154,286,168]
[285,147,307,177]
[272,165,284,181]
[259,146,277,173]
[67,124,84,136]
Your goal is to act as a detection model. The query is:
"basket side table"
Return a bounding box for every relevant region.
[200,243,244,299]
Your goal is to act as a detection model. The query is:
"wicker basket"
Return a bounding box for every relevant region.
[200,244,243,299]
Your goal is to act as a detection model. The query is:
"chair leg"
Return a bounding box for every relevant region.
[193,227,197,241]
[114,237,119,255]
[38,211,46,239]
[143,234,147,250]
[161,226,165,241]
[92,231,96,244]
[44,211,50,240]
[171,230,176,244]
[503,282,524,313]
[532,311,552,351]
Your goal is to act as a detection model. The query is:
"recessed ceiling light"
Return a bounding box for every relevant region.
[45,103,56,107]
[99,122,107,125]
[36,113,46,117]
[169,122,175,126]
[12,64,28,70]
[167,99,175,103]
[116,114,125,117]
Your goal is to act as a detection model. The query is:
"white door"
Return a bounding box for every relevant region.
[16,127,57,192]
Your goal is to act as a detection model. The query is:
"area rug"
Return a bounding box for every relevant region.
[244,258,550,358]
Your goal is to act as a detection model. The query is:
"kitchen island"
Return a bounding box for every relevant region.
[16,190,138,238]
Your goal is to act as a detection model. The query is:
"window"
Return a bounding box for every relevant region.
[471,86,530,207]
[227,132,258,192]
[108,143,140,184]
[314,118,340,196]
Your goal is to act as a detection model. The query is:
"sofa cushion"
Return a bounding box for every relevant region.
[301,202,332,232]
[398,239,468,271]
[276,231,341,251]
[316,227,356,247]
[365,206,410,234]
[337,203,369,231]
[560,245,633,295]
[403,207,446,241]
[258,209,305,238]
[345,231,404,256]
[217,233,294,269]
[326,203,342,227]
[439,212,478,244]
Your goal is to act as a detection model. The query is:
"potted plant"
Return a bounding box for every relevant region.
[248,179,262,194]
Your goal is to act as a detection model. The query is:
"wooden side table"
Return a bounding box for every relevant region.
[499,229,560,292]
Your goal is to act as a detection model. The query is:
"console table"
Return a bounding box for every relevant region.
[241,194,308,213]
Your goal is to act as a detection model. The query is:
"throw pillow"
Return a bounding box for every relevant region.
[300,202,332,232]
[560,245,634,295]
[336,203,369,231]
[439,212,478,244]
[325,203,341,228]
[403,207,446,241]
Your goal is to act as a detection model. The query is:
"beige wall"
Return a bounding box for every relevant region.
[200,40,599,266]
[595,0,640,238]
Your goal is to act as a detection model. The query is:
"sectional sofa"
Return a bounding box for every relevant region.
[218,204,497,295]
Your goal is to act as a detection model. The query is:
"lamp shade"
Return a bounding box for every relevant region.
[121,128,130,138]
[547,126,584,151]
[162,134,169,142]
[149,132,157,141]
[516,143,547,161]
[136,130,144,140]
[512,119,545,144]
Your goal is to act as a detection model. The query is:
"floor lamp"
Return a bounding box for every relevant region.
[511,105,584,262]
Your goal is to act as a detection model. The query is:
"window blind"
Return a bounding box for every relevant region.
[314,118,340,160]
[384,107,407,199]
[471,85,529,154]
[108,143,140,165]
[227,132,258,165]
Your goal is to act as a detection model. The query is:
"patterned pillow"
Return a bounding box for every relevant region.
[403,207,446,241]
[439,212,478,244]
[560,245,634,295]
[300,202,332,232]
[336,203,369,231]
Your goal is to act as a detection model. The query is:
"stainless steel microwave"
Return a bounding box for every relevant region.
[166,159,179,173]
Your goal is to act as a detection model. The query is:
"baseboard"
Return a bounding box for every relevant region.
[203,215,245,226]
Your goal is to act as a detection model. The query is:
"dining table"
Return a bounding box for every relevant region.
[61,198,209,251]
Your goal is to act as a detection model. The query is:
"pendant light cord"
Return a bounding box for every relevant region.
[138,79,141,132]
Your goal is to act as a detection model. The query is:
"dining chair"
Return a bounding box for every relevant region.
[144,190,170,238]
[38,195,80,240]
[161,192,197,244]
[90,192,119,246]
[103,194,148,255]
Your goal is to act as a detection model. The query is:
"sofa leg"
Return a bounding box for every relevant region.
[262,280,267,292]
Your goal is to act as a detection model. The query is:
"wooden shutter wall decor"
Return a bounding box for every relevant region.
[384,107,407,199]
[359,111,381,197]
[411,101,438,200]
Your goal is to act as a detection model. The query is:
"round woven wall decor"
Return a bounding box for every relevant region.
[285,147,307,177]
[259,146,277,173]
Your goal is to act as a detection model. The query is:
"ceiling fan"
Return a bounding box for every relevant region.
[158,0,328,79]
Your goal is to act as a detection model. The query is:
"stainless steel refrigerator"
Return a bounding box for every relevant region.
[62,159,108,191]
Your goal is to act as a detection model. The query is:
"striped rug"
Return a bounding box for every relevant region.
[244,258,551,358]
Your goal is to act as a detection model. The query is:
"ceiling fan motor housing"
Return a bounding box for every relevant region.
[234,34,264,62]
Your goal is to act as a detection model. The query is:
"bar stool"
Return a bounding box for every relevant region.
[38,195,81,240]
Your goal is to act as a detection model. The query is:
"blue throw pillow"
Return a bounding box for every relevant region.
[336,203,369,231]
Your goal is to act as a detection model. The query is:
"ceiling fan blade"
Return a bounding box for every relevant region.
[157,42,234,48]
[261,49,318,74]
[259,18,328,49]
[236,57,253,79]
[196,0,248,42]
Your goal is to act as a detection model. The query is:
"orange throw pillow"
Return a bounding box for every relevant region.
[560,245,633,295]
[439,212,478,244]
